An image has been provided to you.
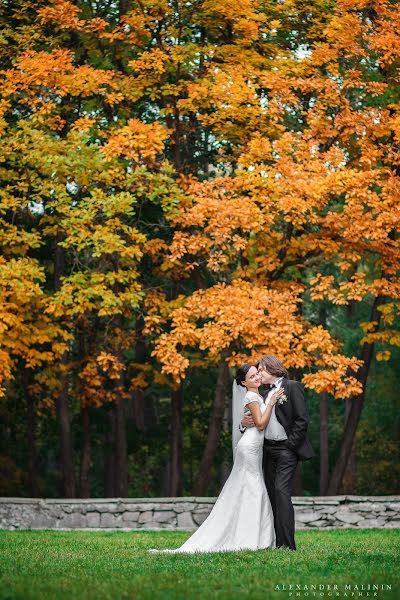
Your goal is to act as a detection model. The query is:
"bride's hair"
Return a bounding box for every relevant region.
[235,363,255,388]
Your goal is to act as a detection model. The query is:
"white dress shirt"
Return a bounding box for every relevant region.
[264,377,288,441]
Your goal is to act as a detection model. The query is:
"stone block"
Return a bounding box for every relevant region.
[294,510,321,523]
[135,497,190,503]
[153,522,175,530]
[122,511,140,522]
[177,512,195,529]
[153,511,176,524]
[356,517,386,528]
[60,513,87,528]
[0,498,37,505]
[30,513,57,528]
[318,506,338,514]
[119,504,144,512]
[307,519,329,527]
[86,512,100,528]
[357,503,385,512]
[130,503,170,512]
[3,508,25,527]
[345,496,370,502]
[89,504,119,513]
[138,511,153,524]
[192,511,210,526]
[383,520,400,528]
[335,511,362,524]
[174,503,197,514]
[149,504,176,512]
[60,505,73,514]
[139,521,165,530]
[311,499,340,506]
[350,504,380,512]
[100,513,122,528]
[48,506,64,519]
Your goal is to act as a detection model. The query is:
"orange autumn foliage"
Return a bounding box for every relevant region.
[0,0,399,408]
[146,280,363,398]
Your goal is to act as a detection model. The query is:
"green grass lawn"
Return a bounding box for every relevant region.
[0,529,398,600]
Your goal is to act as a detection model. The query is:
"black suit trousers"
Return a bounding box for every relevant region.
[263,440,298,551]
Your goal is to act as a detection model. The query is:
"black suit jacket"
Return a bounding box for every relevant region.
[263,378,316,461]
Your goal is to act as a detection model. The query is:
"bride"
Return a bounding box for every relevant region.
[150,363,285,553]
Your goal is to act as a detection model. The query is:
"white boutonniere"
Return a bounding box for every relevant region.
[278,394,288,405]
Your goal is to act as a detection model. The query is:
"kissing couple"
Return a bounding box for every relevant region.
[150,355,315,554]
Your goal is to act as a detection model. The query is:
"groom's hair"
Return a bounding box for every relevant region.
[256,355,288,378]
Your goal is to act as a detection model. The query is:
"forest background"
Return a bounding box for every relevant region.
[0,0,399,500]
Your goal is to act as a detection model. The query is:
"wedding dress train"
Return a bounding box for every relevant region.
[150,391,276,553]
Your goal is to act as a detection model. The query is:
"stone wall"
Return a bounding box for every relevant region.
[0,496,399,530]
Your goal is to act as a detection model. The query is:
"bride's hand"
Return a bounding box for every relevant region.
[269,388,285,406]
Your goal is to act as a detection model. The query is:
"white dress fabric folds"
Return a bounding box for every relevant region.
[150,391,276,554]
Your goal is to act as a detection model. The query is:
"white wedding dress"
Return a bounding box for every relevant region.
[150,391,276,553]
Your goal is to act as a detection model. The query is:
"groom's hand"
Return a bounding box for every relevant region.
[241,415,255,428]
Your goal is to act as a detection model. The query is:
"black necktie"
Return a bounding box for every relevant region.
[262,383,275,400]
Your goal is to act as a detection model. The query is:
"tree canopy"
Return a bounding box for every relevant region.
[0,0,399,498]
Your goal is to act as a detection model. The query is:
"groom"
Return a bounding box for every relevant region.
[240,355,315,551]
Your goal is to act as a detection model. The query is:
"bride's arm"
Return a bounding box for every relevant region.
[245,400,273,431]
[246,389,285,430]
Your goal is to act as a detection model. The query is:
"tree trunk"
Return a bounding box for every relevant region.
[340,398,357,494]
[108,291,128,497]
[56,378,76,497]
[114,397,128,497]
[340,299,358,493]
[192,355,230,496]
[327,296,385,495]
[79,405,91,498]
[132,319,146,431]
[104,410,116,496]
[219,390,231,489]
[54,238,76,497]
[133,388,145,431]
[22,369,40,497]
[168,386,183,496]
[319,392,329,495]
[318,304,330,496]
[219,462,231,489]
